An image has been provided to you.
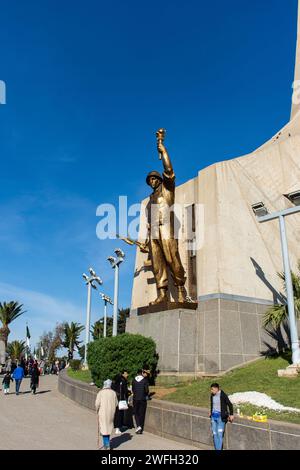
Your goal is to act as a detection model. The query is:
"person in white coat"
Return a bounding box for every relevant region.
[95,379,118,450]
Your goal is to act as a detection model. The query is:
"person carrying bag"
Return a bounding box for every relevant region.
[112,370,130,434]
[118,390,128,411]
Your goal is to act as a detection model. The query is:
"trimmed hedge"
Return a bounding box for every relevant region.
[69,359,81,371]
[87,333,158,387]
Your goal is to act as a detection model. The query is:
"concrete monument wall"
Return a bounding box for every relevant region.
[128,1,300,374]
[131,0,300,309]
[131,119,300,310]
[127,298,292,375]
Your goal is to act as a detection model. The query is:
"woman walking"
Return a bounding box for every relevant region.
[30,362,40,394]
[95,379,118,450]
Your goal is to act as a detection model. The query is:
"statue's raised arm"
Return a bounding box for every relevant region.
[156,128,174,176]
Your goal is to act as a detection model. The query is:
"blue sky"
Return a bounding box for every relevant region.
[0,0,298,348]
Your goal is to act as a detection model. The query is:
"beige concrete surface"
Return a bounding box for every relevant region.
[291,0,300,120]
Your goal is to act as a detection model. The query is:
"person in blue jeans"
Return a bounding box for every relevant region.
[210,383,234,450]
[12,363,25,395]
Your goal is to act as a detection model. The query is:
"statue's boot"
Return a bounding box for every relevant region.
[177,286,186,303]
[150,287,168,305]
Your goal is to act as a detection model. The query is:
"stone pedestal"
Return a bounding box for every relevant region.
[127,307,201,378]
[127,294,290,377]
[137,301,197,316]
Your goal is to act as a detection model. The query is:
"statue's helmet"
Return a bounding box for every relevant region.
[146,171,163,186]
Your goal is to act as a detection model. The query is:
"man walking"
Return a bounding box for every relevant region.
[210,383,234,450]
[132,369,149,434]
[30,361,40,394]
[12,363,25,395]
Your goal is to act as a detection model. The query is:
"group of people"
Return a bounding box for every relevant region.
[5,356,45,377]
[48,359,66,375]
[95,368,150,450]
[4,357,66,376]
[2,360,41,396]
[95,372,234,451]
[1,355,68,395]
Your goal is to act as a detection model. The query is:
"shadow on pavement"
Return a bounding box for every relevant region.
[110,432,133,449]
[10,390,52,395]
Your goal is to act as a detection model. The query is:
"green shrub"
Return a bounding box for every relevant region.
[69,359,81,371]
[87,333,158,387]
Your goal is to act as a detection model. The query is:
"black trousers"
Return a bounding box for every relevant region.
[134,400,147,430]
[115,408,124,429]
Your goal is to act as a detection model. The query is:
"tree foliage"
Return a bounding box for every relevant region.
[118,308,130,334]
[91,307,129,340]
[263,262,300,329]
[69,359,81,371]
[39,323,64,362]
[87,333,158,387]
[91,318,113,339]
[0,301,25,344]
[62,321,84,360]
[7,340,26,361]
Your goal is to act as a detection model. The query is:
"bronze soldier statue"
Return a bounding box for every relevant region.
[145,129,186,305]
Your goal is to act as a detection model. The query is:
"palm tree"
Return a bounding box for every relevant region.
[7,340,26,361]
[90,309,129,340]
[91,320,103,340]
[62,322,84,360]
[91,318,112,339]
[263,262,300,329]
[78,344,85,361]
[118,308,130,334]
[0,301,25,347]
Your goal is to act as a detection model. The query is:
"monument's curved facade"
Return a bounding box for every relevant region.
[127,2,300,376]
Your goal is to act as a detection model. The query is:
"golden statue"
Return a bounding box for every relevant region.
[120,129,187,305]
[145,129,186,304]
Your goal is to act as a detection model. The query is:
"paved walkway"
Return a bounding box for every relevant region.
[0,375,198,450]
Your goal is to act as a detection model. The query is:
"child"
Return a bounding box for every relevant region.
[2,372,13,395]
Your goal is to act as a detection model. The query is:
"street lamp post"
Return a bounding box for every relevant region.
[100,293,113,338]
[82,268,102,368]
[254,204,300,365]
[107,249,125,337]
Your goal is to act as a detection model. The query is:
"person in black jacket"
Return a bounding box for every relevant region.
[132,369,149,434]
[10,361,17,374]
[2,372,13,395]
[112,370,130,434]
[210,383,234,450]
[30,362,40,394]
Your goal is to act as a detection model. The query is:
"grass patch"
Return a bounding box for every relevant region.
[158,353,300,425]
[67,368,93,384]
